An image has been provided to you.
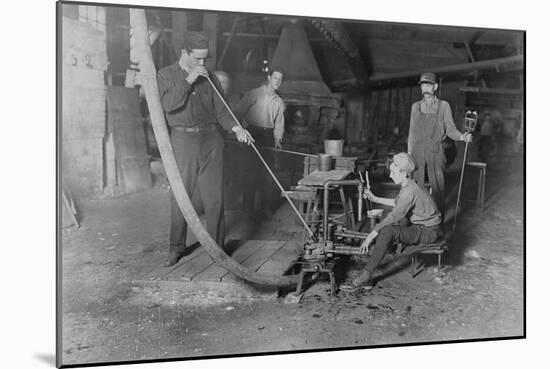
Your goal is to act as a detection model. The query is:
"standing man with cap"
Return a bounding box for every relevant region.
[157,31,252,267]
[408,72,472,220]
[236,66,285,218]
[341,152,443,291]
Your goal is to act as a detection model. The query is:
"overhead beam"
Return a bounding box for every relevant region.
[468,30,484,45]
[452,42,505,49]
[369,54,523,83]
[347,24,516,46]
[221,31,325,42]
[459,87,523,95]
[463,41,488,88]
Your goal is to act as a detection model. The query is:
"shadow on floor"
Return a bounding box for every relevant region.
[34,353,56,366]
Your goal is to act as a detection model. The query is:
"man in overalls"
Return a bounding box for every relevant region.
[407,72,472,220]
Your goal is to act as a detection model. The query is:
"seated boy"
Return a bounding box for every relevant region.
[342,152,443,291]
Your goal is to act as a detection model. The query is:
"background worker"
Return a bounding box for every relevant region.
[236,66,285,218]
[408,72,472,220]
[478,112,495,162]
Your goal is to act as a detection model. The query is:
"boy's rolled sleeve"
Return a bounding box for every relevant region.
[373,187,414,233]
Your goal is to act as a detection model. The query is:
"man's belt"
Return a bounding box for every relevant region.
[415,223,441,229]
[249,126,274,131]
[172,124,217,133]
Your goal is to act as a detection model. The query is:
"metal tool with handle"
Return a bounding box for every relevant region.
[358,170,371,211]
[452,110,478,233]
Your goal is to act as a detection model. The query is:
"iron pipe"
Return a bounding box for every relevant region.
[370,55,523,83]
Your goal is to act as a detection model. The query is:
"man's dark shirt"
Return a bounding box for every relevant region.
[157,62,235,131]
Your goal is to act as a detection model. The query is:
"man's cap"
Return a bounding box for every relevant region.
[392,152,416,174]
[268,65,285,76]
[418,72,437,85]
[182,32,209,50]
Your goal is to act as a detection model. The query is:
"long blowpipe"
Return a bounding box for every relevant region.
[205,75,316,240]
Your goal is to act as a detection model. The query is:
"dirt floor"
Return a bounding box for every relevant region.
[60,154,524,366]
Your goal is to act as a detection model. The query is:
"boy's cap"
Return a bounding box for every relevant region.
[392,152,416,174]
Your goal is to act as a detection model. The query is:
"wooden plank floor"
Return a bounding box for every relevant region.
[196,240,268,282]
[141,240,301,284]
[222,241,287,283]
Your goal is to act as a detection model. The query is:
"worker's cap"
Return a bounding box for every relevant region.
[392,152,416,174]
[418,72,437,85]
[268,65,285,76]
[182,31,209,50]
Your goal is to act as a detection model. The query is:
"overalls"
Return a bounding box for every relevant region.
[409,101,447,218]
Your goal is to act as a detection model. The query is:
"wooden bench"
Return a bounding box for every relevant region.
[407,241,448,278]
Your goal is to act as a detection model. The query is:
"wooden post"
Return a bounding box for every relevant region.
[217,15,240,70]
[104,132,117,188]
[171,10,187,57]
[203,12,217,71]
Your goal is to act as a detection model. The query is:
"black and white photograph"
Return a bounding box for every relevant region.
[6,0,545,368]
[53,0,530,366]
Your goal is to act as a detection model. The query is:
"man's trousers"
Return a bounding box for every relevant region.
[169,128,225,252]
[365,223,443,273]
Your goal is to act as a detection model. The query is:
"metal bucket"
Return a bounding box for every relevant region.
[318,154,332,171]
[324,139,344,156]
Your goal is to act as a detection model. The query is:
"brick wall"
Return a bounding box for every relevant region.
[61,16,108,197]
